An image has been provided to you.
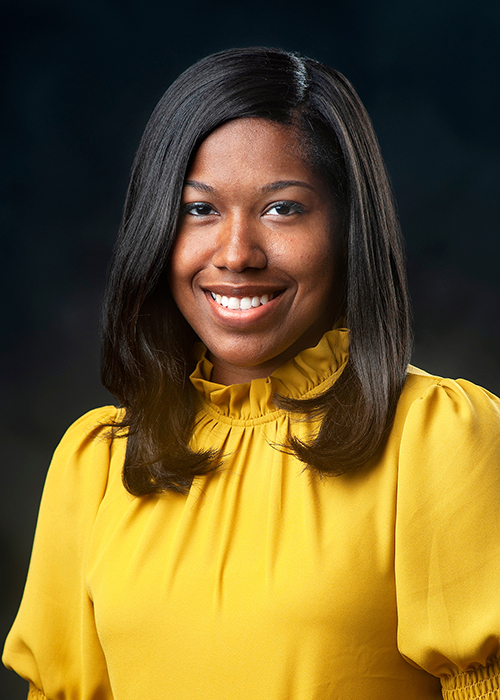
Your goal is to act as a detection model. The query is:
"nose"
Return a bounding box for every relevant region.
[211,214,267,272]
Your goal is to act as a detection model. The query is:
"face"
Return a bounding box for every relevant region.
[170,118,340,385]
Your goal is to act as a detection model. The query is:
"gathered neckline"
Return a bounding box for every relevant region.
[189,328,349,423]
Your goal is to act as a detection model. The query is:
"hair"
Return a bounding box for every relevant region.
[101,46,412,495]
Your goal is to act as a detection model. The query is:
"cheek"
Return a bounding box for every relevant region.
[170,233,212,286]
[168,253,192,323]
[296,236,337,289]
[169,237,196,296]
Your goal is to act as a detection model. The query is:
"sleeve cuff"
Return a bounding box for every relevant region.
[28,683,48,700]
[441,659,500,699]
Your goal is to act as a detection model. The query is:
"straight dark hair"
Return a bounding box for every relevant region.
[101,47,412,495]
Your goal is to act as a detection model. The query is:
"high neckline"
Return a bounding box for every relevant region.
[189,328,349,423]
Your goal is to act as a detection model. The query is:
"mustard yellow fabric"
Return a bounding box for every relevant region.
[28,683,47,700]
[4,329,500,700]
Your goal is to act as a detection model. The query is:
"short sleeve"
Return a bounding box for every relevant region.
[2,406,120,699]
[395,377,500,697]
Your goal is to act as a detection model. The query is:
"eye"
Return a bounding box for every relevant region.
[182,202,218,217]
[265,200,306,217]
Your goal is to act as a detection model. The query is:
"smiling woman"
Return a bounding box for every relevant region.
[3,47,500,700]
[171,118,338,385]
[96,48,412,494]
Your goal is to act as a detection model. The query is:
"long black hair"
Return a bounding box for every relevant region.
[101,47,412,495]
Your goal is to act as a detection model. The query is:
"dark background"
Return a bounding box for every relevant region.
[1,0,499,696]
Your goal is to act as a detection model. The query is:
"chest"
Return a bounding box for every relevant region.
[88,445,399,644]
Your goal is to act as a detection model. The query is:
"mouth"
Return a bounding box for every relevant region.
[209,291,282,311]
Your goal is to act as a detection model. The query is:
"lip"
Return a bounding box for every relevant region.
[203,284,286,297]
[203,287,288,328]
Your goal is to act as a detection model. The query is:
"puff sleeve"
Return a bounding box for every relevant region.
[2,407,120,700]
[395,376,500,698]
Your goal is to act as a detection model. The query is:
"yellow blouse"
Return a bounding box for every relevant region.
[4,329,500,700]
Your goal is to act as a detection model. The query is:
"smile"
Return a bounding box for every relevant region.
[209,292,279,310]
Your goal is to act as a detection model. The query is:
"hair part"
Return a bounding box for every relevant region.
[101,46,412,494]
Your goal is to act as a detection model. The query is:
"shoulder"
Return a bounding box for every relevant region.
[52,405,123,459]
[393,366,500,482]
[57,404,122,442]
[399,365,500,423]
[43,405,125,509]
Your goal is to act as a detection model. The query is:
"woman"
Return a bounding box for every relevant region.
[4,47,500,700]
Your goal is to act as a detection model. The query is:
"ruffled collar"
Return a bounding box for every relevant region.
[189,328,349,423]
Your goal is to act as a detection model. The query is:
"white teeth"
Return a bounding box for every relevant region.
[210,292,276,310]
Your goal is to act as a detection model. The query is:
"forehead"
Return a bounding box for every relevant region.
[186,118,315,185]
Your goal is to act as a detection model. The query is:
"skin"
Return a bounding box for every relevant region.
[170,117,340,385]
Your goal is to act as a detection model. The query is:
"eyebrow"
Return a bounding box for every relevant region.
[184,180,216,194]
[184,179,315,194]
